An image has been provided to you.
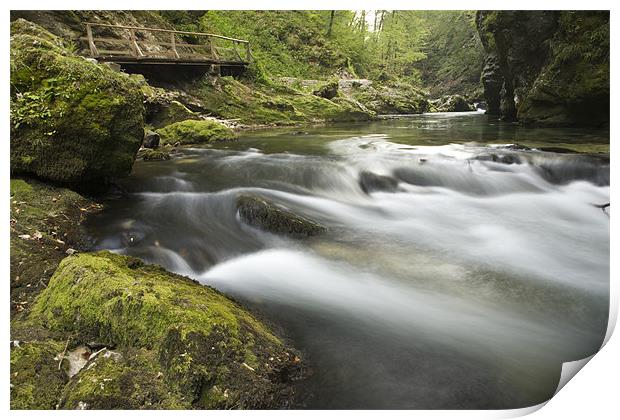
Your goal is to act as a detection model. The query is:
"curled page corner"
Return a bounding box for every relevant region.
[553,355,596,396]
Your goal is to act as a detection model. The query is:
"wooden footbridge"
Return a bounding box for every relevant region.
[82,22,251,70]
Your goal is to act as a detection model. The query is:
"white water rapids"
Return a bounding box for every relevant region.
[87,114,609,408]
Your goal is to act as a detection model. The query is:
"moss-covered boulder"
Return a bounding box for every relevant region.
[139,148,171,161]
[29,252,302,408]
[157,119,237,145]
[10,19,145,185]
[10,340,67,409]
[237,195,326,238]
[59,347,188,409]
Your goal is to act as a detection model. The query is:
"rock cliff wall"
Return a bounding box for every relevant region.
[477,11,609,126]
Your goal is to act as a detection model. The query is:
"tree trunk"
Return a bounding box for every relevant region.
[327,10,335,37]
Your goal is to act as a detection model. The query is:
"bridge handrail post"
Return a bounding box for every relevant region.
[85,23,99,57]
[207,35,219,60]
[129,29,145,57]
[170,33,180,59]
[245,42,251,63]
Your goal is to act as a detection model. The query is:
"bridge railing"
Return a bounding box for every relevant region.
[82,22,251,64]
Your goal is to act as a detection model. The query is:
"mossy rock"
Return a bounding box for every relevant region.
[29,251,302,408]
[139,148,171,161]
[157,119,236,145]
[351,82,430,115]
[59,348,189,409]
[237,194,326,238]
[10,19,144,186]
[10,340,67,409]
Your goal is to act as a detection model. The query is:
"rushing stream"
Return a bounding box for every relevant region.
[86,112,610,409]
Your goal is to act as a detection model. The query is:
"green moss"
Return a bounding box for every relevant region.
[140,149,171,161]
[29,251,301,407]
[10,19,144,185]
[185,76,373,126]
[157,119,237,145]
[60,348,188,409]
[10,340,67,409]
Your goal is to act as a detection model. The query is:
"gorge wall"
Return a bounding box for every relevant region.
[476,11,609,127]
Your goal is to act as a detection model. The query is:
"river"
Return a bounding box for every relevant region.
[85,111,610,409]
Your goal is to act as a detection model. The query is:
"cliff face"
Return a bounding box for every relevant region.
[476,11,609,127]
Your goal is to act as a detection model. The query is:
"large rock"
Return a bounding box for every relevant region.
[28,251,302,409]
[237,195,326,238]
[10,19,145,186]
[350,81,430,114]
[476,11,609,126]
[157,119,237,145]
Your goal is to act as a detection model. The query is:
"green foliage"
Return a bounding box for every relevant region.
[198,11,358,79]
[157,119,237,145]
[410,11,485,97]
[364,11,428,83]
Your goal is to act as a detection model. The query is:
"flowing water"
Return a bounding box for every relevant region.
[86,112,610,409]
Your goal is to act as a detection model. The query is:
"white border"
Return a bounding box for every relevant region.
[2,1,617,418]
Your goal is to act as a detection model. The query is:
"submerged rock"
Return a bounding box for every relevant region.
[10,19,144,186]
[28,251,303,408]
[157,119,237,145]
[237,195,326,238]
[473,153,522,165]
[359,171,400,194]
